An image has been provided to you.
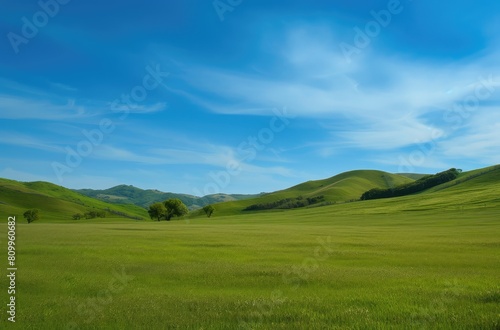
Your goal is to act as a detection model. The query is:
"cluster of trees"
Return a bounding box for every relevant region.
[148,198,189,221]
[244,195,325,211]
[72,210,107,220]
[23,209,39,223]
[361,168,461,201]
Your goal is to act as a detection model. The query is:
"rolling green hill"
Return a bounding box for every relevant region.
[190,165,500,218]
[2,165,499,222]
[0,178,148,222]
[268,164,500,217]
[75,185,258,210]
[195,170,415,216]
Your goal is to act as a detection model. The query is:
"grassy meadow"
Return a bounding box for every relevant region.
[1,207,499,329]
[1,167,499,329]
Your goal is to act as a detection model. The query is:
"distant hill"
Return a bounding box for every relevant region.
[195,170,414,216]
[75,185,258,210]
[197,165,500,217]
[3,165,499,222]
[353,165,500,214]
[0,179,148,221]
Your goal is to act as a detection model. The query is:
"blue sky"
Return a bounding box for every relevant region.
[1,0,500,195]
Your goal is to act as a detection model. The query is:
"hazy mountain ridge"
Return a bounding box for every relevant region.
[75,185,259,210]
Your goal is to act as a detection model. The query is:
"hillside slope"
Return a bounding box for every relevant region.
[198,170,414,216]
[3,165,498,222]
[335,165,500,215]
[189,165,500,219]
[0,179,148,222]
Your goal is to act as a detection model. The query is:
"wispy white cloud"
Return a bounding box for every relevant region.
[0,78,55,98]
[0,93,168,121]
[165,27,500,154]
[337,116,445,150]
[151,146,235,167]
[49,82,79,92]
[0,132,64,153]
[440,111,500,164]
[106,101,167,114]
[90,143,236,167]
[0,95,85,120]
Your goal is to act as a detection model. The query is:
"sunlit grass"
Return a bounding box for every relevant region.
[1,207,499,329]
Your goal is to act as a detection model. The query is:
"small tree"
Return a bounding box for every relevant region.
[163,199,189,221]
[72,213,82,220]
[148,202,167,221]
[203,205,215,218]
[23,209,39,223]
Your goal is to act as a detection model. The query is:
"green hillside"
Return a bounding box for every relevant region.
[3,165,499,222]
[424,164,500,194]
[292,165,500,216]
[0,178,148,222]
[196,170,414,216]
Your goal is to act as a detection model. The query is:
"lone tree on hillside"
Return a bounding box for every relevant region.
[163,199,189,221]
[23,209,39,223]
[148,202,167,221]
[203,205,215,218]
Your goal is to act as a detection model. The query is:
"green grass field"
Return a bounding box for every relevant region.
[1,211,499,328]
[0,167,499,329]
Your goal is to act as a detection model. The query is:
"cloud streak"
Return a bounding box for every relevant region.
[166,27,500,154]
